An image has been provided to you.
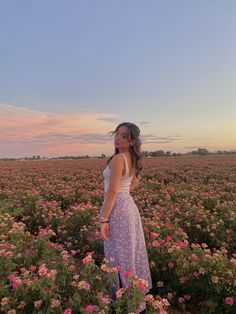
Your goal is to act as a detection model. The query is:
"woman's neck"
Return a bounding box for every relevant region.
[119,149,130,153]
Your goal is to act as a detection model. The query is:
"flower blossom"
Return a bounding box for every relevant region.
[225,297,234,305]
[84,305,98,312]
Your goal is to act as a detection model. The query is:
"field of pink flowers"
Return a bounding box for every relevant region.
[0,156,235,314]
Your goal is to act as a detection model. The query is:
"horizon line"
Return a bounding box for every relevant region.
[1,148,235,160]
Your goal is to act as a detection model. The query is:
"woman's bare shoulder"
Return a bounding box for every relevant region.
[110,153,125,166]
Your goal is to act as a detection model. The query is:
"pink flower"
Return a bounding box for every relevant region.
[63,309,72,314]
[145,294,154,302]
[152,241,160,247]
[34,300,42,309]
[166,235,173,241]
[73,274,80,280]
[38,264,48,276]
[138,283,147,291]
[116,288,125,298]
[7,273,16,281]
[78,280,90,290]
[82,253,93,265]
[12,277,22,289]
[39,227,56,237]
[46,269,57,278]
[124,268,134,278]
[84,305,98,312]
[5,251,14,257]
[193,271,200,277]
[191,254,200,261]
[168,261,174,268]
[177,240,183,248]
[150,232,158,239]
[184,294,191,300]
[225,297,234,305]
[30,265,37,271]
[51,299,61,308]
[100,295,109,304]
[0,243,16,249]
[61,250,70,260]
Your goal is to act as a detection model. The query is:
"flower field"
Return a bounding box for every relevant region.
[0,156,235,314]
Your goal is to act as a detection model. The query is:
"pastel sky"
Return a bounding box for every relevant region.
[0,0,235,158]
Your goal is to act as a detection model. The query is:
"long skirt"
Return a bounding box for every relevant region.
[99,192,153,311]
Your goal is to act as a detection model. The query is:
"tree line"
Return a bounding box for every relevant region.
[1,147,235,161]
[141,147,236,157]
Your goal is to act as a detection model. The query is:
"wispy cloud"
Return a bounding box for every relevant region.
[141,134,181,144]
[183,145,200,149]
[4,102,231,156]
[0,102,120,157]
[137,121,150,126]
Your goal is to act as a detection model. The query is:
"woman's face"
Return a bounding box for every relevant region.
[114,125,133,151]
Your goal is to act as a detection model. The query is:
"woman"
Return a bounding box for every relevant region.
[99,122,153,313]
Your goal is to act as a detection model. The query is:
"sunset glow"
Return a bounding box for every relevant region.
[1,1,235,158]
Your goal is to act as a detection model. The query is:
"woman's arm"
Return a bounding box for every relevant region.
[129,175,140,193]
[100,156,124,241]
[100,154,124,220]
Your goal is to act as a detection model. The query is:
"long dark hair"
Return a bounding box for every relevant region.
[107,122,143,178]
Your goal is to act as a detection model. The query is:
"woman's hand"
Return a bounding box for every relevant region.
[100,222,110,240]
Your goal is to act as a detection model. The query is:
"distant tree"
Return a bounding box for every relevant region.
[149,151,156,157]
[142,151,149,157]
[156,150,165,156]
[198,147,209,155]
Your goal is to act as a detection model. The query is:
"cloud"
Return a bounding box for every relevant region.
[141,134,181,144]
[0,102,120,157]
[97,116,119,123]
[137,121,150,126]
[183,145,199,149]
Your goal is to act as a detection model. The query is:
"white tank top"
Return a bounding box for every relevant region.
[103,153,134,193]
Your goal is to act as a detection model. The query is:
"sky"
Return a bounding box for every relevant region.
[0,0,235,158]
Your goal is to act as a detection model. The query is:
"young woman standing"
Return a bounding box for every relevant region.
[99,122,152,313]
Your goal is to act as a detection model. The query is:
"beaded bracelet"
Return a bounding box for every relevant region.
[100,216,109,223]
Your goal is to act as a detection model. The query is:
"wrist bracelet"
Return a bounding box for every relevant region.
[100,217,109,223]
[100,221,109,224]
[100,216,109,221]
